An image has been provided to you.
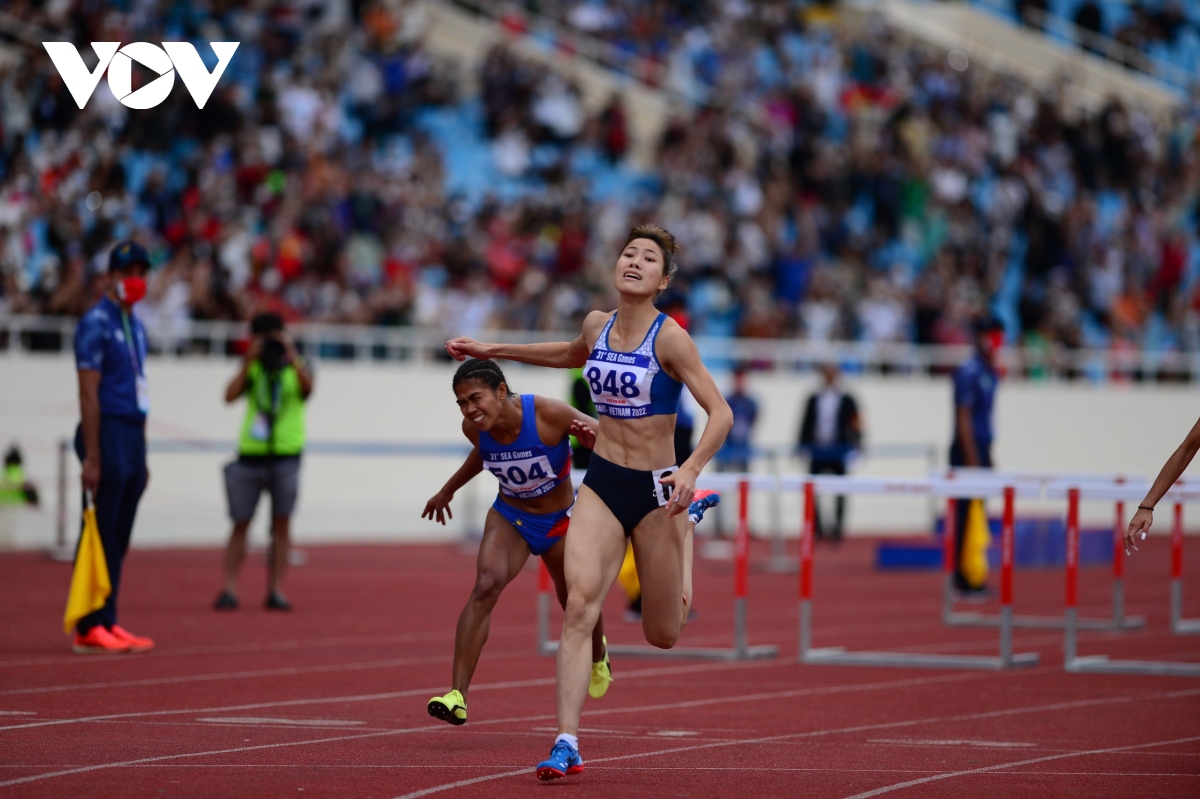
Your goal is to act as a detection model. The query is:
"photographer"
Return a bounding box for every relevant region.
[214,313,313,612]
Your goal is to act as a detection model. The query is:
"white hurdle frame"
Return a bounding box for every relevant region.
[1055,484,1200,676]
[935,468,1148,631]
[536,474,778,661]
[798,475,1041,670]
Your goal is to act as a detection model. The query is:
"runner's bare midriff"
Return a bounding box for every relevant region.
[591,413,677,471]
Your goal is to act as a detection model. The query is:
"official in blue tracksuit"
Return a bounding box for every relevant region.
[71,240,156,654]
[950,316,1005,593]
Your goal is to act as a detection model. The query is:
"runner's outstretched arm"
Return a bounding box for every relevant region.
[1126,414,1200,550]
[446,312,609,369]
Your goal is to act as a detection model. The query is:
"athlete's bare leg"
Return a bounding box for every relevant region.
[630,506,689,648]
[541,539,606,663]
[555,485,625,736]
[452,509,530,697]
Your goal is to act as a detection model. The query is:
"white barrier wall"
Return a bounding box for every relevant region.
[1,353,1197,549]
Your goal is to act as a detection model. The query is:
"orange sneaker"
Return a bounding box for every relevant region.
[73,626,131,654]
[108,625,155,653]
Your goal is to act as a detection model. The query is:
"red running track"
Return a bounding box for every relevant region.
[1,539,1198,798]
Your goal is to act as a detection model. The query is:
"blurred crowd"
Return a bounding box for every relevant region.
[1,0,1199,363]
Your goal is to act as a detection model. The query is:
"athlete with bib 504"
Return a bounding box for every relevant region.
[422,359,613,726]
[447,224,732,780]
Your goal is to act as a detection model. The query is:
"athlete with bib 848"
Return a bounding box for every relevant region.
[447,224,733,781]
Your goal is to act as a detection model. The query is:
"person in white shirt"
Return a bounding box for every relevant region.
[798,363,862,541]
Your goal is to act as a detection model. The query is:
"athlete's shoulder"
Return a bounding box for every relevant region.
[654,315,695,351]
[460,417,481,445]
[532,394,577,427]
[580,310,615,349]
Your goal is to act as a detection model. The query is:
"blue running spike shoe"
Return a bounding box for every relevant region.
[536,740,584,781]
[688,489,720,525]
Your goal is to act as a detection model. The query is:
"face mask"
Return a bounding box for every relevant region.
[115,276,147,305]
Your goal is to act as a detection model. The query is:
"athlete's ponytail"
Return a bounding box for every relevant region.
[452,358,511,397]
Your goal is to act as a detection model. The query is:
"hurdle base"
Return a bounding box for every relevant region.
[540,640,778,661]
[947,610,1146,631]
[1172,619,1200,635]
[42,545,75,563]
[1066,655,1200,677]
[801,646,1040,671]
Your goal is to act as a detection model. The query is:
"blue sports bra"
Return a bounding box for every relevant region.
[478,394,572,500]
[584,312,682,420]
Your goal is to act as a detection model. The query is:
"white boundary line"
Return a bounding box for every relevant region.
[841,734,1200,798]
[0,658,783,733]
[0,653,461,696]
[389,687,1200,799]
[0,669,1021,787]
[3,677,1196,791]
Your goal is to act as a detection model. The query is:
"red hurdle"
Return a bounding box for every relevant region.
[536,476,778,660]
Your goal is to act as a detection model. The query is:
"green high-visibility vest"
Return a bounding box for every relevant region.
[0,464,26,505]
[238,361,306,456]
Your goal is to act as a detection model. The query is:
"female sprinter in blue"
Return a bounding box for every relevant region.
[447,224,732,780]
[422,358,611,725]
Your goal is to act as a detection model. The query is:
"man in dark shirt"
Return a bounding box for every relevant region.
[799,363,861,541]
[950,316,1004,592]
[71,240,155,654]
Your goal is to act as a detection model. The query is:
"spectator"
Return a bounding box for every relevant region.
[214,313,314,612]
[719,366,759,474]
[950,315,1005,593]
[0,445,39,507]
[799,363,862,541]
[71,240,155,654]
[1073,1,1104,56]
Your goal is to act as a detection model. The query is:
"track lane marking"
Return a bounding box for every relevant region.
[0,654,457,696]
[841,734,1200,798]
[388,686,1200,799]
[0,669,1018,787]
[2,684,1197,791]
[0,657,783,732]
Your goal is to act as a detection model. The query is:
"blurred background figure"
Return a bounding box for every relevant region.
[215,313,313,612]
[0,445,39,507]
[950,316,1005,593]
[799,363,862,542]
[568,367,596,470]
[719,367,759,475]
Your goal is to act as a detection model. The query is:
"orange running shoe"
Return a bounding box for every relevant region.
[73,626,131,654]
[108,625,155,653]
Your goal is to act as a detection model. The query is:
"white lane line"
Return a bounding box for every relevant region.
[0,657,779,733]
[868,738,1037,749]
[389,686,1200,799]
[0,625,531,670]
[0,669,1011,788]
[195,718,367,728]
[841,734,1200,798]
[0,654,456,696]
[1,764,1197,778]
[0,711,36,716]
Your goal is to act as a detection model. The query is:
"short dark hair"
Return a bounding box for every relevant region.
[250,312,285,336]
[623,223,680,286]
[972,315,1004,335]
[453,359,510,394]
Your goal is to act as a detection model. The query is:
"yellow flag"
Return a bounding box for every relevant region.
[959,499,992,590]
[63,498,111,634]
[616,541,640,603]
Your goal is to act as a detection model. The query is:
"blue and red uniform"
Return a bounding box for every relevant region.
[478,394,573,555]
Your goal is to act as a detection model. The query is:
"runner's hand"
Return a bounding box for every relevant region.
[446,337,491,362]
[81,457,100,494]
[422,490,454,525]
[1125,507,1152,554]
[660,466,698,518]
[570,419,597,450]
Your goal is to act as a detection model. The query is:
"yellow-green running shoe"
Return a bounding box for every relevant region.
[427,689,467,725]
[589,636,613,699]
